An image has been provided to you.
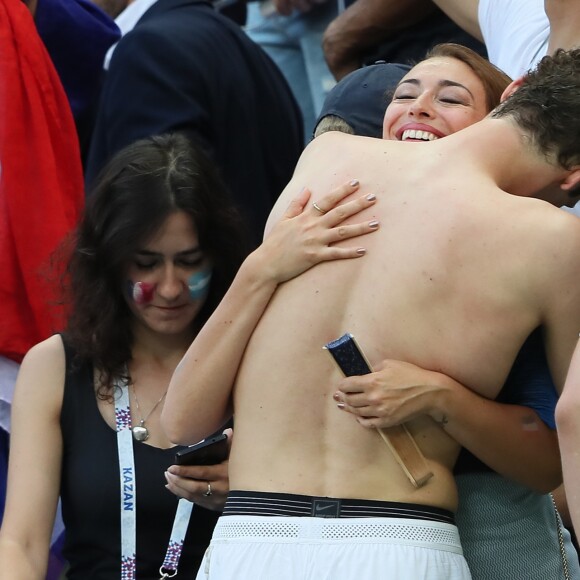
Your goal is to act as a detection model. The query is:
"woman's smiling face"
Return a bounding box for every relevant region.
[382,56,490,142]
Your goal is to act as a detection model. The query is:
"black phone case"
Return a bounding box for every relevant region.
[174,433,228,465]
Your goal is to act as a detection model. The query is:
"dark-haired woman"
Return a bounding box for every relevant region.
[0,132,378,579]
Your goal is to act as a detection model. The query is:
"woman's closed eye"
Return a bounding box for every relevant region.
[392,92,417,101]
[178,256,204,269]
[134,258,203,270]
[436,87,471,106]
[438,97,466,105]
[134,260,158,270]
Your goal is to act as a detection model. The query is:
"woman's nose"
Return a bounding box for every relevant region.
[408,93,434,117]
[157,268,183,301]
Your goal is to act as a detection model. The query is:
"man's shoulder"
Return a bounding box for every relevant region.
[503,195,579,236]
[513,200,580,272]
[519,198,580,235]
[541,205,580,255]
[304,132,387,160]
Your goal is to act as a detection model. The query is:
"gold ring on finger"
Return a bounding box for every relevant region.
[312,202,326,215]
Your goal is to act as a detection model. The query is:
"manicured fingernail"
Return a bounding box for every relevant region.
[337,403,345,409]
[366,193,376,201]
[356,248,366,255]
[369,220,379,228]
[350,179,359,186]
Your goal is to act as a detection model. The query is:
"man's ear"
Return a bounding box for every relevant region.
[561,167,580,193]
[500,77,525,102]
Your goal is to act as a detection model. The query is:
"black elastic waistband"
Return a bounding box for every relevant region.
[223,490,455,524]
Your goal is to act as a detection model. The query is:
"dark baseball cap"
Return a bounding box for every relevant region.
[314,61,411,139]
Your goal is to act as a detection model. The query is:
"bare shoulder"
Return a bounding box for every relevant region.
[296,133,382,181]
[265,132,369,234]
[515,202,580,297]
[545,208,580,281]
[301,131,371,162]
[528,203,580,257]
[20,334,65,372]
[504,195,580,236]
[15,335,66,411]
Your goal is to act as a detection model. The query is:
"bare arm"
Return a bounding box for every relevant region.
[556,339,580,533]
[162,182,379,444]
[431,0,482,41]
[322,0,436,80]
[545,0,580,56]
[0,336,65,580]
[551,483,574,530]
[540,216,580,394]
[334,360,561,492]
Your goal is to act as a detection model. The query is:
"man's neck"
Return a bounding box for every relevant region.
[433,118,562,198]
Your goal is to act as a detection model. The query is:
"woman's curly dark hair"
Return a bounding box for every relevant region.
[491,48,580,170]
[63,133,251,396]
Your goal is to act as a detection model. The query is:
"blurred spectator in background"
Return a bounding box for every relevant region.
[33,0,120,163]
[87,0,303,246]
[322,0,486,81]
[245,0,338,141]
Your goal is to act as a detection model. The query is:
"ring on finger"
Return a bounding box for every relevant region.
[312,202,326,215]
[203,482,212,497]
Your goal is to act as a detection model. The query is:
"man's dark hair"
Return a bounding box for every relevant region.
[491,48,580,170]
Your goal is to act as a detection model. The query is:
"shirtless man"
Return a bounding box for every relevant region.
[163,49,580,579]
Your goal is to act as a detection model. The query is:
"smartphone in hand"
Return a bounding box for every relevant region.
[174,433,229,466]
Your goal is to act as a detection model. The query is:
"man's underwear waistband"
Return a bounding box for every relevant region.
[223,490,455,524]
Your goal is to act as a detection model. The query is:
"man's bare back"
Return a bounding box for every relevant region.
[229,129,580,512]
[164,50,580,579]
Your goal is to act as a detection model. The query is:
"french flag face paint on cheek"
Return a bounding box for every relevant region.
[187,269,212,300]
[129,281,156,305]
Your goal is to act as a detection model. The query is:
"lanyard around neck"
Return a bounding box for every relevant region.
[115,380,193,579]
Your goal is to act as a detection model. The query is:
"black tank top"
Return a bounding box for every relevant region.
[59,340,218,578]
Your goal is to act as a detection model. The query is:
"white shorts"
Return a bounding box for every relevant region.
[196,514,472,579]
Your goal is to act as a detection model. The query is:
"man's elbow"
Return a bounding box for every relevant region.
[161,406,227,446]
[160,407,193,445]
